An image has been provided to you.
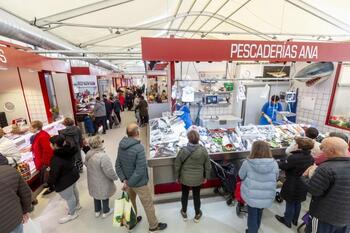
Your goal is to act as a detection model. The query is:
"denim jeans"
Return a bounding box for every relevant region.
[59,183,80,215]
[247,206,264,233]
[10,224,23,233]
[284,201,301,225]
[306,217,350,233]
[94,199,110,214]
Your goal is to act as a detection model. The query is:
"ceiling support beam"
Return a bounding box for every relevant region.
[180,0,212,37]
[285,0,350,33]
[29,50,141,54]
[55,57,142,60]
[46,11,274,46]
[32,0,134,27]
[203,0,252,38]
[174,0,197,36]
[167,0,183,34]
[189,0,230,38]
[43,22,350,38]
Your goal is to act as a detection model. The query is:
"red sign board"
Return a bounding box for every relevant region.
[0,43,70,73]
[141,37,350,62]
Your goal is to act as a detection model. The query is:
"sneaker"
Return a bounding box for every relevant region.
[42,188,54,196]
[95,212,101,218]
[180,210,188,221]
[275,215,291,228]
[102,208,113,219]
[128,216,142,231]
[194,210,203,223]
[58,213,78,224]
[149,223,167,232]
[75,204,82,211]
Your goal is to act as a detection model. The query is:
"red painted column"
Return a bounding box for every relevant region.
[67,74,77,123]
[38,71,53,123]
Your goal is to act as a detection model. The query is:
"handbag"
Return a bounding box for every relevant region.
[14,160,31,181]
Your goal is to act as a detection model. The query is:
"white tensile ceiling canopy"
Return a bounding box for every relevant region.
[1,0,350,68]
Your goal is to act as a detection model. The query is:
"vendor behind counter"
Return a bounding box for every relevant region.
[259,95,283,125]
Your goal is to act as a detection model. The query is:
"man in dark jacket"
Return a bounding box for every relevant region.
[0,154,32,233]
[302,137,350,233]
[275,137,314,228]
[93,97,107,134]
[137,96,149,127]
[103,95,113,129]
[115,123,167,232]
[113,98,122,125]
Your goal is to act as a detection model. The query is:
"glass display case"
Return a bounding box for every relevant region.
[327,64,350,130]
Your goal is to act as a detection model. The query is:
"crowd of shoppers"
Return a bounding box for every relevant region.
[2,93,350,233]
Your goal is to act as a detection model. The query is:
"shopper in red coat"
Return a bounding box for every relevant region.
[118,92,125,111]
[30,120,54,195]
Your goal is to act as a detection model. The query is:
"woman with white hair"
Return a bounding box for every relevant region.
[85,136,118,218]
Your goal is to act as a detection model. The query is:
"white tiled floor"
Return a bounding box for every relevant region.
[30,111,307,233]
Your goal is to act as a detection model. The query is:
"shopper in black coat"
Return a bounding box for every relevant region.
[48,135,81,224]
[275,137,314,228]
[302,137,350,233]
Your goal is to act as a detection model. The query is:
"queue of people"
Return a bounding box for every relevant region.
[1,111,350,233]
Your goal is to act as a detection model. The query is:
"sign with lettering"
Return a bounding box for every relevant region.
[0,48,7,64]
[230,43,318,60]
[141,37,350,62]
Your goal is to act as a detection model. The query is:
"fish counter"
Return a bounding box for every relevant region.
[146,115,307,195]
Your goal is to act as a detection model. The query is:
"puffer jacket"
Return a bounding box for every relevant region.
[0,155,32,233]
[85,148,118,200]
[47,145,80,192]
[239,158,279,209]
[115,137,148,188]
[279,150,314,202]
[93,100,106,117]
[302,157,350,227]
[175,143,211,187]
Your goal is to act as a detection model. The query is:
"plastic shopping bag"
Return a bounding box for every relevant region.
[123,197,137,229]
[113,192,137,230]
[113,198,125,227]
[24,219,42,233]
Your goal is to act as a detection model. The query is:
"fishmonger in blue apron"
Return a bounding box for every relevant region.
[259,95,283,125]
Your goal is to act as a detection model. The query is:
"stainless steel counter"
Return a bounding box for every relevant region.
[148,145,286,185]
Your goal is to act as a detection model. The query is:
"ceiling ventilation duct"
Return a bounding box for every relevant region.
[0,9,118,71]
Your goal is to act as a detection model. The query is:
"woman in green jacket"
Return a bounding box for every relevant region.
[175,130,211,223]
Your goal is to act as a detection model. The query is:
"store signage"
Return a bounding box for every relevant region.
[141,38,350,62]
[0,49,7,63]
[230,43,318,60]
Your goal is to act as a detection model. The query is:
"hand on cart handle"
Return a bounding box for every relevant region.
[202,179,208,184]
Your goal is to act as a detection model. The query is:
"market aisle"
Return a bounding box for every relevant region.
[30,111,303,233]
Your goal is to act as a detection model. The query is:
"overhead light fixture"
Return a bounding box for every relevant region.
[328,36,332,41]
[272,35,277,39]
[115,29,121,34]
[201,33,206,38]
